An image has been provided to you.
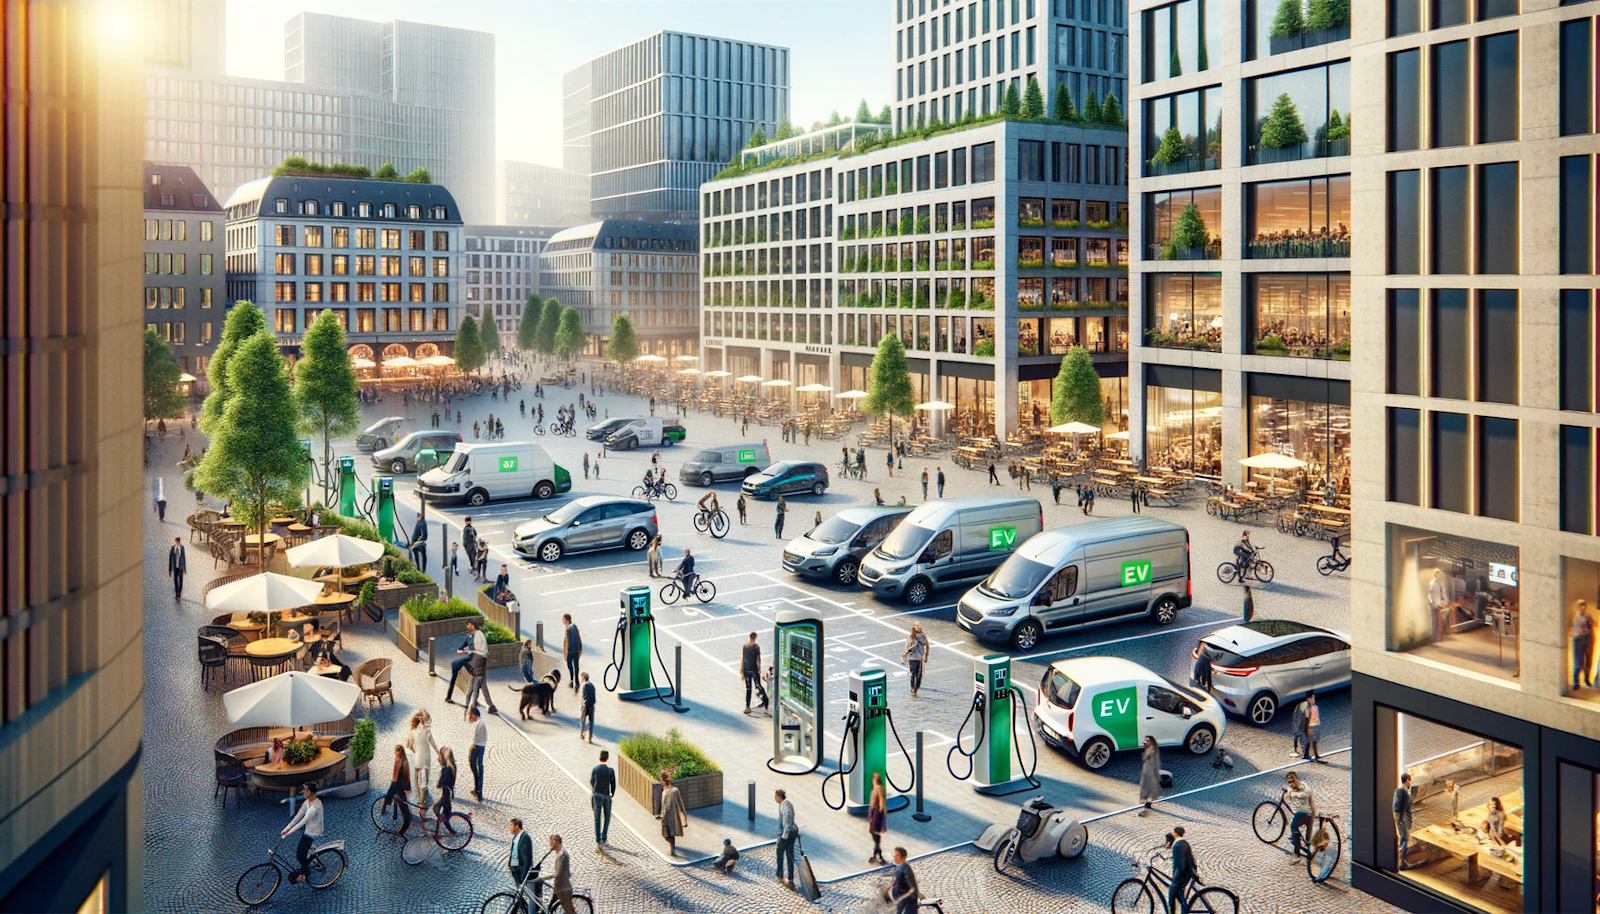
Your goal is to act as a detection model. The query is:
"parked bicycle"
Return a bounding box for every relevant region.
[479,848,595,914]
[1217,547,1274,584]
[528,424,546,437]
[235,836,347,905]
[1252,788,1344,882]
[693,506,730,538]
[660,571,716,604]
[371,793,474,865]
[1112,846,1238,914]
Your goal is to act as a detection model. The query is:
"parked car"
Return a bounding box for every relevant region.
[1033,656,1227,770]
[371,431,463,474]
[417,442,571,506]
[858,495,1043,605]
[587,417,634,441]
[742,460,830,500]
[678,442,772,486]
[1193,620,1352,725]
[957,517,1192,651]
[355,417,406,452]
[606,417,686,450]
[782,506,912,585]
[512,495,658,563]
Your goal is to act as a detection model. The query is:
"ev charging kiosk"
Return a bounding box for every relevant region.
[770,609,824,774]
[338,455,358,517]
[372,475,395,542]
[846,669,907,814]
[616,585,669,701]
[972,654,1035,795]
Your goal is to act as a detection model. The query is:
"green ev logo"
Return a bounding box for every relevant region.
[1092,685,1140,750]
[988,525,1018,550]
[498,456,519,472]
[1120,560,1152,587]
[738,449,756,462]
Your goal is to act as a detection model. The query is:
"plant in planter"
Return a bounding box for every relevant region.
[1163,202,1210,260]
[1270,0,1306,38]
[283,736,319,766]
[1307,0,1349,30]
[349,717,376,770]
[1328,338,1351,360]
[1151,127,1187,167]
[1255,333,1289,354]
[621,728,721,779]
[401,595,479,622]
[1259,93,1308,150]
[973,338,996,357]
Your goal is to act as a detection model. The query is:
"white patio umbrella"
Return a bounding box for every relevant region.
[205,572,326,636]
[225,671,361,728]
[1238,453,1308,470]
[178,372,198,383]
[636,354,668,363]
[704,370,733,378]
[284,534,384,579]
[675,355,700,362]
[420,354,456,367]
[1047,421,1102,435]
[914,400,956,410]
[383,355,420,369]
[1104,430,1131,440]
[352,357,377,369]
[679,367,702,375]
[795,383,833,393]
[836,389,869,399]
[736,375,765,383]
[762,379,793,387]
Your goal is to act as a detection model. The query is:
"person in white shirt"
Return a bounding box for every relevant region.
[407,710,438,802]
[469,705,489,801]
[280,783,324,884]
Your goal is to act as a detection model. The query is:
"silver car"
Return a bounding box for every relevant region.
[512,496,657,563]
[782,506,911,585]
[1194,620,1351,725]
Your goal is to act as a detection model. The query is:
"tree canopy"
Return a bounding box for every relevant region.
[606,314,639,364]
[1082,91,1102,124]
[403,166,431,184]
[1259,93,1309,148]
[745,126,767,148]
[479,310,501,356]
[774,117,796,140]
[877,104,892,124]
[373,163,400,180]
[1270,0,1306,38]
[554,308,586,361]
[855,99,874,122]
[201,301,266,435]
[1170,203,1210,252]
[294,310,361,504]
[516,295,540,351]
[1052,82,1078,122]
[1021,77,1046,119]
[1001,81,1023,117]
[1152,126,1188,165]
[454,315,486,374]
[862,333,915,424]
[143,328,185,421]
[1050,346,1105,427]
[535,297,562,355]
[1100,92,1124,126]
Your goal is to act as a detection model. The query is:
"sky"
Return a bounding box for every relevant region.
[224,0,895,168]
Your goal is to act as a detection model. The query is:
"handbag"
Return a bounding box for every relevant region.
[794,833,821,902]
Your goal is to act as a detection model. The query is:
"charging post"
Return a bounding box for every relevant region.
[372,475,395,542]
[337,456,357,517]
[769,609,823,774]
[617,586,668,701]
[847,669,907,814]
[972,654,1035,796]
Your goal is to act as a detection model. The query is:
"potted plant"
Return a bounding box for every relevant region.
[1255,333,1290,354]
[482,620,521,669]
[1164,203,1211,260]
[1269,0,1306,54]
[1257,93,1308,164]
[1307,0,1351,44]
[617,728,724,812]
[282,736,319,766]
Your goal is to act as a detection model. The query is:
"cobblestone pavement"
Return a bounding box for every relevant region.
[144,370,1399,913]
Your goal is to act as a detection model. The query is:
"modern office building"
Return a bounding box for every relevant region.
[892,0,1128,133]
[563,61,593,175]
[1126,0,1351,484]
[464,224,558,337]
[571,31,790,222]
[222,174,464,366]
[143,5,498,222]
[144,164,228,385]
[700,118,1131,435]
[496,160,593,226]
[538,221,701,357]
[1341,2,1600,912]
[0,1,145,911]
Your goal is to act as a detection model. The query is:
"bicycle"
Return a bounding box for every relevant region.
[529,424,546,437]
[1217,548,1274,584]
[235,836,347,904]
[479,849,595,914]
[660,572,716,604]
[1316,539,1352,576]
[371,793,475,865]
[1252,789,1344,882]
[631,480,678,502]
[1111,846,1238,914]
[692,506,730,538]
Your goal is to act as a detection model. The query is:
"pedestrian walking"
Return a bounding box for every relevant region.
[1167,827,1197,913]
[1285,771,1316,859]
[1242,585,1255,622]
[936,466,945,497]
[774,789,798,889]
[432,747,457,828]
[591,750,616,849]
[168,536,187,600]
[548,834,576,914]
[813,509,822,531]
[520,639,535,684]
[658,771,687,856]
[380,745,413,832]
[1130,482,1141,513]
[736,494,747,525]
[888,847,919,914]
[901,624,929,698]
[920,469,929,501]
[464,651,498,717]
[741,632,769,713]
[1137,735,1162,816]
[988,461,999,485]
[449,540,460,579]
[647,535,663,577]
[1573,599,1594,690]
[1084,486,1096,515]
[1051,482,1062,505]
[886,449,895,478]
[579,673,596,742]
[774,496,787,539]
[1192,645,1213,692]
[1291,696,1310,758]
[1393,773,1414,868]
[582,452,590,479]
[409,515,428,571]
[1304,692,1323,761]
[468,705,488,801]
[279,784,325,886]
[562,614,582,688]
[477,539,490,583]
[406,710,438,803]
[154,477,167,522]
[867,773,888,865]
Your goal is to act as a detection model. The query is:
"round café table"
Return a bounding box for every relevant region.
[244,638,301,679]
[250,747,347,812]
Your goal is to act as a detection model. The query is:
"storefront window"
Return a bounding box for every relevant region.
[1146,384,1223,475]
[1387,525,1520,684]
[1247,376,1351,484]
[1565,556,1600,703]
[1391,712,1524,914]
[1248,273,1351,359]
[1247,175,1352,258]
[1047,317,1079,354]
[1147,186,1223,260]
[1145,273,1223,351]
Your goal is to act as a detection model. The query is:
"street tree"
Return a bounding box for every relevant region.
[1050,346,1105,427]
[555,308,587,362]
[195,332,309,573]
[516,295,540,351]
[201,301,266,435]
[535,297,562,356]
[862,333,916,446]
[606,313,639,365]
[143,328,185,423]
[454,314,486,374]
[479,309,501,357]
[294,310,361,506]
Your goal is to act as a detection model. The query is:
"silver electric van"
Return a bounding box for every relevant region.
[678,442,772,486]
[857,495,1044,605]
[957,516,1193,650]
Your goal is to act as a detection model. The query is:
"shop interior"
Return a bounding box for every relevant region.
[1388,527,1520,682]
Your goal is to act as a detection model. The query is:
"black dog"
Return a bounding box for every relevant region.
[508,669,562,719]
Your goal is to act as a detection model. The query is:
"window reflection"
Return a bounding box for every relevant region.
[1248,175,1351,258]
[1147,186,1223,260]
[1145,273,1223,350]
[1247,62,1352,164]
[1144,86,1224,176]
[1249,273,1351,359]
[1248,392,1352,484]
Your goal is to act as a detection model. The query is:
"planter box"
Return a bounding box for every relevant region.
[486,640,521,671]
[396,611,484,663]
[374,580,437,611]
[476,589,523,633]
[616,752,724,814]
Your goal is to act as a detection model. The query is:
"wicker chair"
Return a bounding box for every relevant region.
[199,636,228,690]
[201,625,251,681]
[214,749,248,808]
[355,658,394,709]
[209,531,243,569]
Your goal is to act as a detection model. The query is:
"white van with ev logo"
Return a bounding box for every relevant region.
[1032,656,1226,770]
[957,516,1193,650]
[857,495,1043,605]
[417,442,572,507]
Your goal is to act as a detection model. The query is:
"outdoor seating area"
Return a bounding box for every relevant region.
[213,716,358,808]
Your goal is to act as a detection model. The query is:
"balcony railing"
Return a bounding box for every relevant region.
[1247,136,1350,166]
[1263,23,1350,58]
[1144,152,1221,178]
[1145,329,1222,352]
[1148,240,1224,261]
[1250,333,1351,360]
[1245,235,1351,259]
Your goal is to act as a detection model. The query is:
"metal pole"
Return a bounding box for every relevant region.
[672,643,689,713]
[912,730,931,821]
[428,636,437,676]
[747,779,757,822]
[536,621,545,653]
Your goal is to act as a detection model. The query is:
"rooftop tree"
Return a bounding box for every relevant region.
[1101,92,1124,126]
[1082,91,1103,124]
[454,314,486,374]
[294,310,361,505]
[374,162,401,180]
[201,301,266,435]
[774,117,796,140]
[403,166,432,184]
[1021,77,1046,119]
[1270,0,1306,38]
[877,104,892,124]
[1052,82,1079,122]
[1001,80,1023,118]
[143,328,185,423]
[855,99,874,122]
[745,126,767,148]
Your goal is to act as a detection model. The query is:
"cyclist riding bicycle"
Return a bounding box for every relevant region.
[1233,532,1256,575]
[673,548,697,595]
[697,491,719,520]
[1328,536,1347,564]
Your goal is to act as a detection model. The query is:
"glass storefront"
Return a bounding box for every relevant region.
[1145,371,1223,476]
[1565,556,1600,703]
[938,374,994,438]
[1246,375,1351,485]
[1248,273,1351,359]
[1145,273,1223,350]
[1386,524,1520,683]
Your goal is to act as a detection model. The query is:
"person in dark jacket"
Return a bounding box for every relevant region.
[409,516,429,571]
[168,537,187,599]
[1192,647,1213,692]
[741,632,768,713]
[433,747,458,831]
[1393,773,1414,868]
[1167,827,1197,913]
[591,750,616,848]
[508,818,534,885]
[889,847,919,914]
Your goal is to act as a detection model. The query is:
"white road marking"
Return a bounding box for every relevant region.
[1014,617,1229,663]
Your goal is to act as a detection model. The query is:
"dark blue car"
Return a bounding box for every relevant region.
[741,460,830,499]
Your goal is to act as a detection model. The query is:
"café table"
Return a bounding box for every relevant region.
[251,747,347,813]
[307,659,341,678]
[244,637,301,678]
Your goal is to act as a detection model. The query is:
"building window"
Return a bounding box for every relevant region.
[1388,49,1422,151]
[274,281,296,303]
[1245,61,1351,165]
[1561,289,1597,412]
[1246,175,1351,258]
[971,142,996,182]
[1476,32,1519,144]
[433,257,450,277]
[1431,40,1470,148]
[1561,18,1594,136]
[275,253,295,275]
[1388,408,1422,504]
[1146,187,1222,260]
[1246,374,1352,484]
[1018,140,1045,181]
[1477,415,1520,520]
[434,231,450,251]
[1144,365,1224,475]
[1145,273,1222,351]
[1247,273,1351,359]
[1432,411,1473,511]
[1142,85,1224,175]
[356,308,375,332]
[1431,166,1471,275]
[275,198,289,214]
[1248,0,1350,60]
[1145,0,1222,78]
[276,224,296,246]
[1476,162,1519,275]
[1430,289,1471,400]
[200,221,213,242]
[1388,170,1422,274]
[1561,156,1595,275]
[200,253,213,275]
[1563,429,1597,534]
[274,308,296,333]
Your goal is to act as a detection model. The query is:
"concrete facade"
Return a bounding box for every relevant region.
[495,160,592,226]
[464,224,557,337]
[537,221,700,357]
[143,163,227,383]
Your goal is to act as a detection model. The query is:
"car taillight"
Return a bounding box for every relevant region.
[1212,664,1259,677]
[652,516,658,525]
[1066,710,1074,733]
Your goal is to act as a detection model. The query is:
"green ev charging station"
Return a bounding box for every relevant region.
[338,455,358,517]
[769,609,824,774]
[372,475,395,542]
[845,669,907,814]
[615,585,668,701]
[972,654,1034,795]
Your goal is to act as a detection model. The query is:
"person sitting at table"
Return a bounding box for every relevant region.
[1481,796,1521,846]
[268,737,286,766]
[307,636,352,681]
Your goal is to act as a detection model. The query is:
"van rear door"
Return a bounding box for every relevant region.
[1079,540,1155,624]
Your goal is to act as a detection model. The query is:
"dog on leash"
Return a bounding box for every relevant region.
[507,669,563,719]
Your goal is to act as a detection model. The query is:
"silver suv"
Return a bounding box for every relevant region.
[782,506,911,585]
[512,496,657,563]
[1193,620,1351,725]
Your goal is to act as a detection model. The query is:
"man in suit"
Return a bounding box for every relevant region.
[168,537,186,599]
[507,818,534,889]
[1167,826,1197,914]
[549,833,575,914]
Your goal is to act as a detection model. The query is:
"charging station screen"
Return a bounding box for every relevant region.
[780,626,817,710]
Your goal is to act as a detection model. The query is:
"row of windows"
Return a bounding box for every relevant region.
[1386,288,1519,404]
[1386,407,1519,521]
[271,281,450,303]
[706,207,832,248]
[143,252,214,275]
[273,253,450,278]
[266,224,451,252]
[705,169,831,218]
[1145,176,1351,260]
[703,243,833,277]
[1387,33,1518,152]
[1144,272,1350,359]
[1390,0,1523,38]
[271,198,448,221]
[143,218,214,242]
[271,307,451,335]
[144,287,215,310]
[468,253,534,269]
[900,29,1043,100]
[899,0,1041,42]
[1387,163,1519,275]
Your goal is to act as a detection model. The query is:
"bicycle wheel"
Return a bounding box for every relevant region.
[709,510,729,538]
[662,483,677,501]
[1217,562,1239,584]
[1317,556,1334,576]
[478,892,530,914]
[403,835,441,866]
[1307,820,1343,883]
[1253,560,1275,583]
[694,579,717,602]
[532,425,545,436]
[1185,886,1238,914]
[693,512,709,533]
[659,581,681,605]
[371,796,406,836]
[306,848,346,888]
[992,835,1015,873]
[1252,801,1288,844]
[1110,878,1156,914]
[632,485,649,499]
[235,863,281,905]
[436,812,473,851]
[567,893,594,914]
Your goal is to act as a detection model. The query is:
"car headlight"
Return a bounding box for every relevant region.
[989,604,1019,617]
[812,546,837,557]
[886,563,912,575]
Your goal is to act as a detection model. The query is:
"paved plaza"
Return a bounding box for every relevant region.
[143,369,1401,913]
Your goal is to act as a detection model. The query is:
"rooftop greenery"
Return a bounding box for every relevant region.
[270,156,432,184]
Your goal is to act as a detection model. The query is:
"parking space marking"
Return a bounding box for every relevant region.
[1015,616,1232,663]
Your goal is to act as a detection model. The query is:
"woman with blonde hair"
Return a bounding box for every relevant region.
[901,624,929,698]
[407,709,438,803]
[867,772,888,865]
